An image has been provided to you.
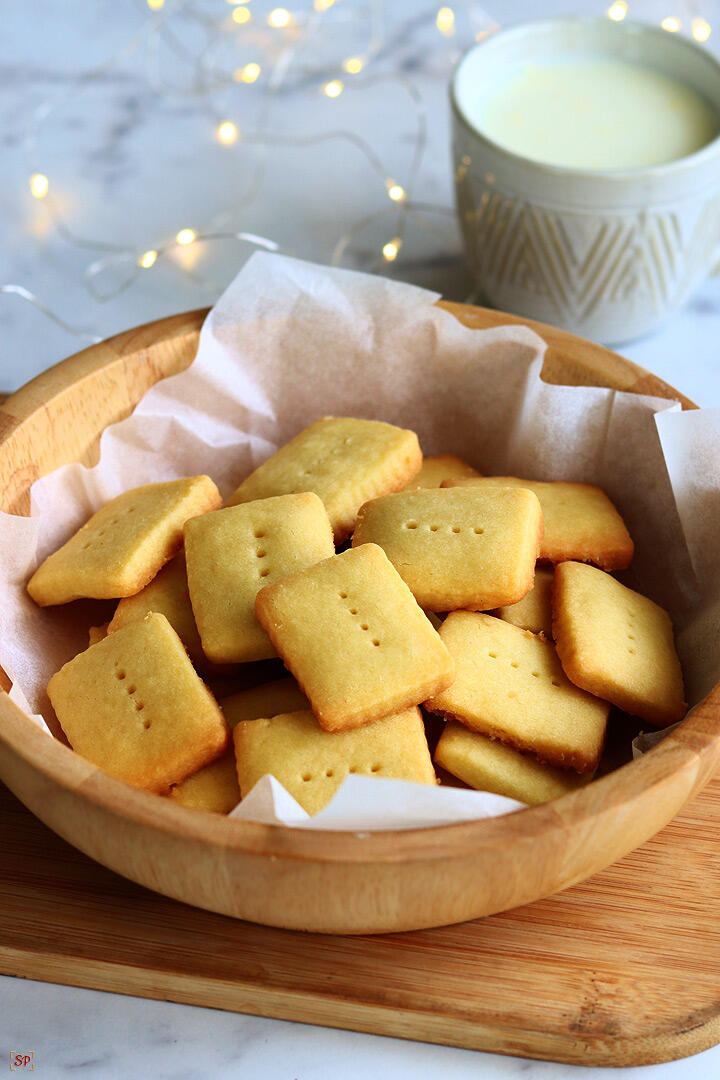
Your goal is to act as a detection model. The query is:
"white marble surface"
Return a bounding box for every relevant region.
[2,2,720,1077]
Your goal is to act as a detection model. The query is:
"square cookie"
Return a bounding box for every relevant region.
[553,561,686,727]
[425,611,609,771]
[28,476,221,606]
[221,678,309,728]
[47,612,229,793]
[435,721,593,806]
[445,477,634,570]
[227,417,422,542]
[352,486,543,611]
[405,454,480,490]
[495,566,554,637]
[185,493,335,664]
[255,543,455,731]
[234,706,435,814]
[169,753,240,814]
[108,552,209,670]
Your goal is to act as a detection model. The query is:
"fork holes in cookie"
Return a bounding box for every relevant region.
[360,623,369,631]
[302,772,312,782]
[254,529,265,539]
[339,591,348,599]
[135,702,144,712]
[256,549,266,559]
[628,647,636,655]
[551,679,560,687]
[259,568,270,577]
[429,525,439,532]
[473,527,484,535]
[451,526,461,534]
[116,670,126,680]
[372,639,380,647]
[349,608,358,615]
[325,769,334,778]
[127,686,136,695]
[531,671,539,678]
[488,652,497,659]
[371,764,381,773]
[405,521,418,530]
[142,719,151,730]
[510,662,519,669]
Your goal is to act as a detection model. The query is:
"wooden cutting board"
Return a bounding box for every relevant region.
[2,770,719,1069]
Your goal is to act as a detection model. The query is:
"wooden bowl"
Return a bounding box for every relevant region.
[0,302,715,935]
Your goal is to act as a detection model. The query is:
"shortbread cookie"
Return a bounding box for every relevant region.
[28,476,221,606]
[47,613,228,793]
[553,561,686,727]
[185,493,335,664]
[227,417,422,542]
[445,477,633,570]
[405,454,480,490]
[234,706,435,814]
[425,612,608,771]
[352,487,542,611]
[108,553,209,669]
[169,753,240,814]
[221,678,309,728]
[255,543,455,731]
[495,566,554,637]
[435,721,592,805]
[88,623,109,646]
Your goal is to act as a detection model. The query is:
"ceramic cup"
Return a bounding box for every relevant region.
[451,18,720,344]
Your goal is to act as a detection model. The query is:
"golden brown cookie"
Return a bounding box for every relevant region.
[185,493,335,664]
[495,566,554,637]
[425,611,609,772]
[553,561,686,727]
[47,613,228,793]
[352,486,542,611]
[255,543,455,731]
[227,417,422,542]
[28,477,221,606]
[234,706,435,814]
[405,454,480,490]
[435,721,593,805]
[445,477,633,570]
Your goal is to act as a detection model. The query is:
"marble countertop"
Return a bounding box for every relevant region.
[2,2,720,1077]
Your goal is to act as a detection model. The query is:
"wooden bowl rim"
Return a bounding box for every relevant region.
[0,303,714,865]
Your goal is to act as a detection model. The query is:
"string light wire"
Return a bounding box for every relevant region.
[4,1,715,343]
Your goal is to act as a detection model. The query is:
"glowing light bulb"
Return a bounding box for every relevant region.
[234,62,261,83]
[386,180,406,202]
[176,228,196,246]
[137,250,158,269]
[268,8,291,27]
[29,173,49,199]
[232,6,251,23]
[436,6,455,36]
[217,120,239,144]
[147,0,165,9]
[606,1,627,21]
[323,79,344,98]
[343,56,364,75]
[382,238,401,262]
[661,15,681,32]
[692,17,711,41]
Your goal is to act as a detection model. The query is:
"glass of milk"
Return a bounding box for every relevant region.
[451,17,720,343]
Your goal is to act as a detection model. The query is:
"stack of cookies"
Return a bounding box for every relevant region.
[30,417,687,817]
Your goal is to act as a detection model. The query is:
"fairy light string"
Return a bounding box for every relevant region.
[5,1,715,342]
